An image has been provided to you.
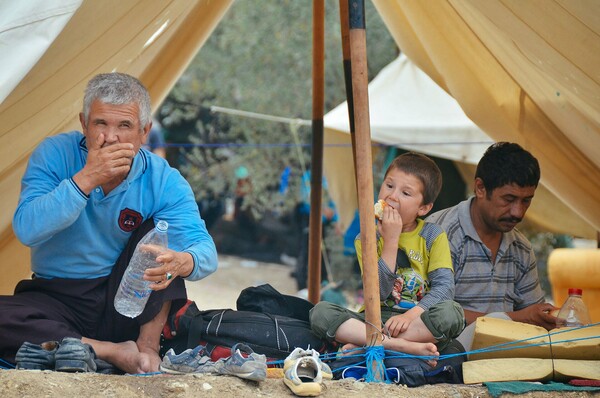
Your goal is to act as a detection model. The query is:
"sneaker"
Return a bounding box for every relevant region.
[160,346,216,374]
[15,340,59,370]
[215,343,267,382]
[283,354,323,396]
[54,337,97,372]
[284,348,332,380]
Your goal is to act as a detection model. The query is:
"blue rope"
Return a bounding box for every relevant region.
[364,345,388,383]
[0,358,15,369]
[127,371,163,376]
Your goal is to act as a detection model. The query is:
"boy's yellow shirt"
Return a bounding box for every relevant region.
[355,218,453,308]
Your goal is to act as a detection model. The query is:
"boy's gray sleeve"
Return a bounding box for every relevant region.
[378,258,397,301]
[418,268,455,310]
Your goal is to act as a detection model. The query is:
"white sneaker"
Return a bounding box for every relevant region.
[283,354,322,396]
[284,348,332,380]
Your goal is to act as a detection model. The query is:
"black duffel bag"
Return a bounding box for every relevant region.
[162,301,334,360]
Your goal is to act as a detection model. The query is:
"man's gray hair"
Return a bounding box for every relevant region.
[82,72,151,129]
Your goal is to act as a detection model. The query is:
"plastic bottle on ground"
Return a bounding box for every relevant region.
[114,220,169,318]
[555,288,591,328]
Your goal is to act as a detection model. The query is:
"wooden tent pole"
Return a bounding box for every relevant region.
[308,0,326,304]
[338,0,357,162]
[348,0,384,380]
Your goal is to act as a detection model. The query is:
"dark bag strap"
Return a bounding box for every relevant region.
[182,302,205,349]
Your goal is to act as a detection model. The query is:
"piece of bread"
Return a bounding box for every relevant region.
[374,200,387,220]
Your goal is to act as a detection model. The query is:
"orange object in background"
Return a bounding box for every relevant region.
[548,248,600,323]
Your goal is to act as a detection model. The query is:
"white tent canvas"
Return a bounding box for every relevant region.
[325,54,493,164]
[0,0,83,103]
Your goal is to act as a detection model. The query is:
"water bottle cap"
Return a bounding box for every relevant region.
[156,220,168,232]
[568,288,583,296]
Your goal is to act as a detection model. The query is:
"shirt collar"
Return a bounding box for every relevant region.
[458,197,480,242]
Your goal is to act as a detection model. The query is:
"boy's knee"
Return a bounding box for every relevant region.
[309,301,354,341]
[309,301,336,338]
[420,300,465,347]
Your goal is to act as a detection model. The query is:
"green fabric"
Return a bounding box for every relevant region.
[420,300,465,350]
[484,381,600,398]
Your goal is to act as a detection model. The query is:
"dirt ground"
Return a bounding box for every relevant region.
[0,255,595,398]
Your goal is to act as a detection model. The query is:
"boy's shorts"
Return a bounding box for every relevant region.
[309,300,465,351]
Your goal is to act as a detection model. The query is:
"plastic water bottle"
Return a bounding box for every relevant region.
[114,220,169,318]
[555,288,591,328]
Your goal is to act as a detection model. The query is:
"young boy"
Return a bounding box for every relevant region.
[309,152,465,360]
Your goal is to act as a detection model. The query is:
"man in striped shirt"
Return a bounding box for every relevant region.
[426,142,557,349]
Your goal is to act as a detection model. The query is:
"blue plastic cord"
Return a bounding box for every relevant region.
[0,358,15,369]
[127,371,163,377]
[364,345,388,383]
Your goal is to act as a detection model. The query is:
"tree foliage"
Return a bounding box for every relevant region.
[159,0,397,220]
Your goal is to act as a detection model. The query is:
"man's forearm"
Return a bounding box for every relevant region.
[464,309,487,325]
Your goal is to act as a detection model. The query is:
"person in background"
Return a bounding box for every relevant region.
[426,142,557,350]
[0,73,217,374]
[294,169,341,292]
[233,166,254,231]
[143,117,167,159]
[310,152,464,361]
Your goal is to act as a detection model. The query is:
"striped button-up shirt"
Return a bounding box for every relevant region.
[426,198,545,313]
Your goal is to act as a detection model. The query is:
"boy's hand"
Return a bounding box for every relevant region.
[385,312,418,337]
[377,204,402,243]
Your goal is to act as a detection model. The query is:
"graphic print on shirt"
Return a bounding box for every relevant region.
[118,208,143,232]
[390,248,427,308]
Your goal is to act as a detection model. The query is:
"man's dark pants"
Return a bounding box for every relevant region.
[0,219,187,364]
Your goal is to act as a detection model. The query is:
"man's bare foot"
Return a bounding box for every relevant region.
[138,345,161,372]
[85,339,155,374]
[111,341,155,374]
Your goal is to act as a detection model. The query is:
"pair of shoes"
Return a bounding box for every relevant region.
[160,345,216,374]
[15,337,97,373]
[54,337,97,372]
[283,348,326,396]
[215,343,267,382]
[15,340,59,370]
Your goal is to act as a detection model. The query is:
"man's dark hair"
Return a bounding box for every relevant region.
[384,152,442,205]
[476,142,540,193]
